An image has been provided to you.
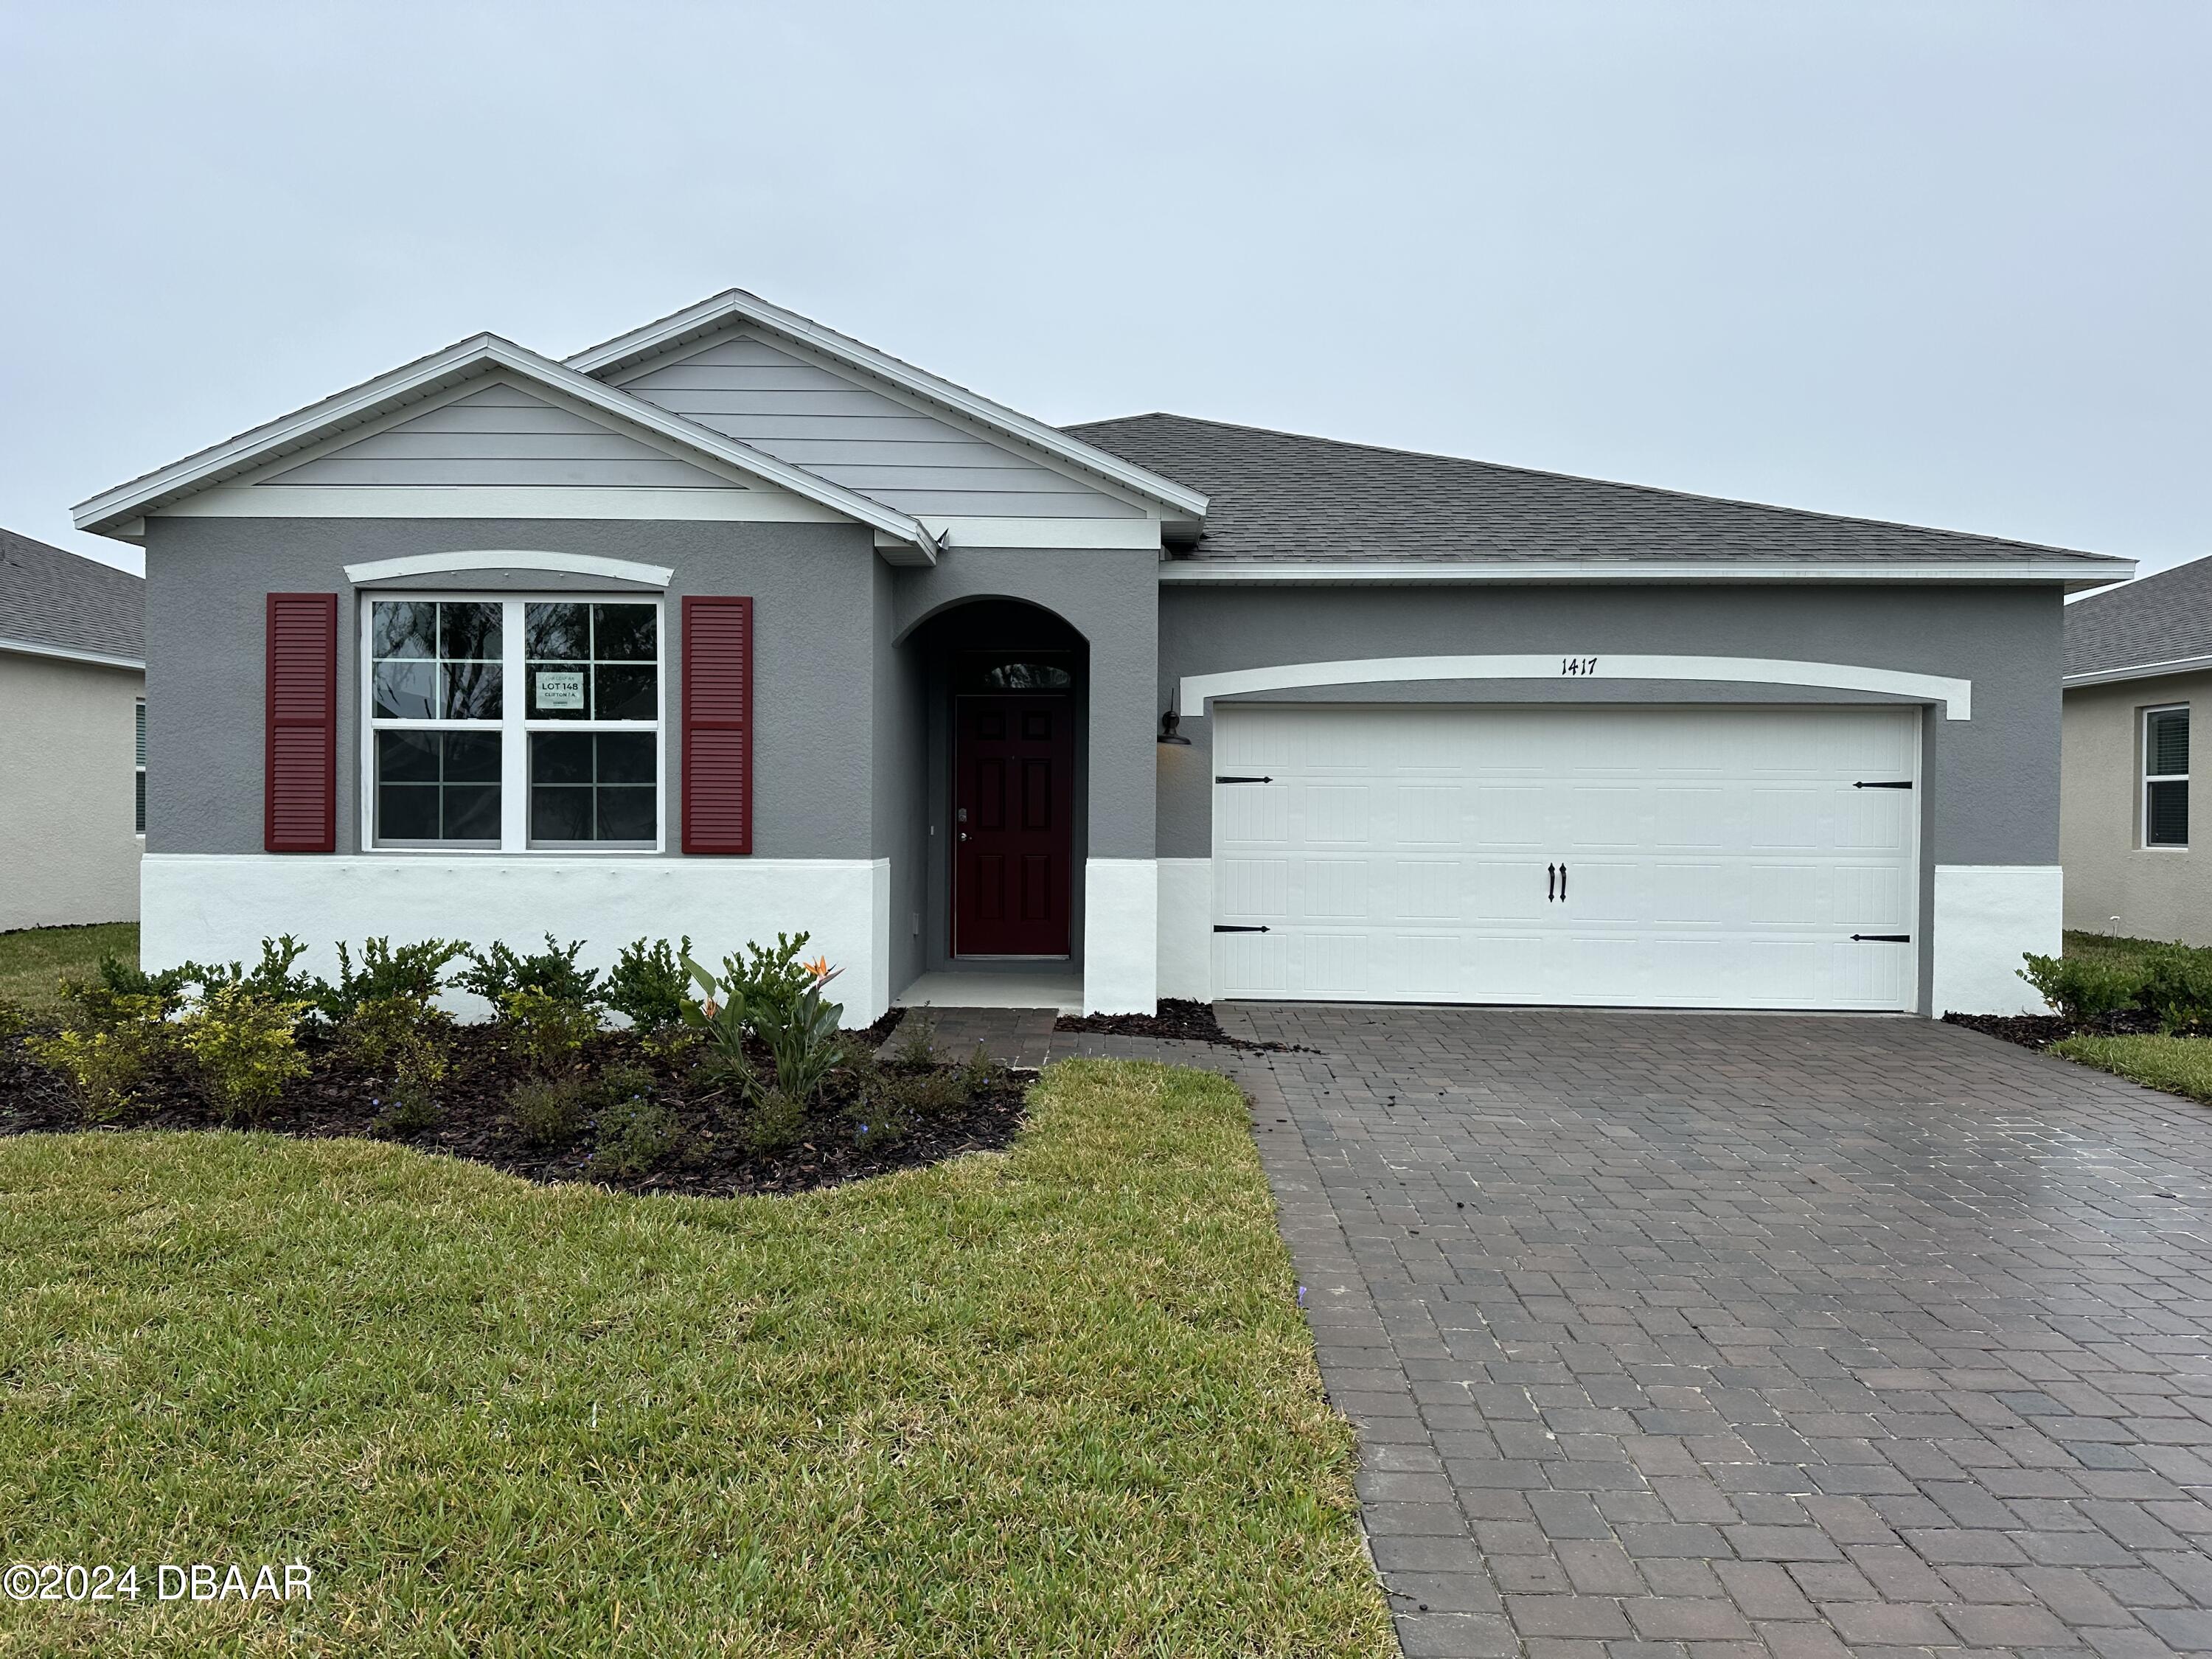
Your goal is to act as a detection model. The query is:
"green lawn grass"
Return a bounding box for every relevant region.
[2049,1033,2212,1107]
[0,1059,1389,1658]
[0,922,138,1013]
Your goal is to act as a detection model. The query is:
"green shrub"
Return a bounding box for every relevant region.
[459,935,601,1009]
[27,1001,167,1121]
[509,1075,588,1147]
[0,995,35,1046]
[2140,947,2212,1034]
[344,995,453,1091]
[889,1015,940,1072]
[372,1082,439,1139]
[743,1087,807,1154]
[960,1040,1010,1095]
[320,938,467,1022]
[607,936,692,1030]
[500,987,603,1074]
[175,936,319,1008]
[594,1090,681,1176]
[751,978,845,1105]
[2019,952,2143,1023]
[176,983,310,1127]
[90,954,195,1004]
[901,1066,967,1116]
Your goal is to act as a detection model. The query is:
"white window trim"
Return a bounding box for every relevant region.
[358,592,667,855]
[2143,703,2188,852]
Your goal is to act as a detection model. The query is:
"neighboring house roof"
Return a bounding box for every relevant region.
[2063,553,2212,686]
[1069,413,2129,585]
[566,289,1209,522]
[70,333,945,561]
[0,526,143,668]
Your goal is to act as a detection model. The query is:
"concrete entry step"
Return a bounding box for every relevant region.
[894,971,1083,1014]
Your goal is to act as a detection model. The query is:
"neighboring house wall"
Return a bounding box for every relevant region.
[0,650,144,928]
[2062,670,2212,943]
[1156,581,2066,1015]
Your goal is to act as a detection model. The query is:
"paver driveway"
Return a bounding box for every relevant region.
[1220,1006,2212,1659]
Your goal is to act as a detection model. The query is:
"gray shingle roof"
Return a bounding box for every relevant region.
[2065,554,2212,680]
[1064,412,2121,568]
[0,526,144,662]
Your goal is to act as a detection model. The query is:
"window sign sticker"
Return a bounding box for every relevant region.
[535,669,585,711]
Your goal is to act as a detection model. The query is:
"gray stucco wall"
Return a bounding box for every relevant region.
[142,516,883,858]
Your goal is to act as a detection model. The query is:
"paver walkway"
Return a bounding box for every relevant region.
[1225,1006,2212,1659]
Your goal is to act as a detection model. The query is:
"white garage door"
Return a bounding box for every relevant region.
[1212,704,1919,1011]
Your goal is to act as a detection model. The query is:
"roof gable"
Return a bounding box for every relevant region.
[567,289,1206,522]
[72,335,941,559]
[606,330,1143,520]
[258,381,741,490]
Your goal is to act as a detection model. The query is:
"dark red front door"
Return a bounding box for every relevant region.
[953,695,1074,956]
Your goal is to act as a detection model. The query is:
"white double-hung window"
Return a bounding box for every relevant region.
[364,596,662,852]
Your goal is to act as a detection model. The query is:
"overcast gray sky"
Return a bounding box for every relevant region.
[3,1,2205,581]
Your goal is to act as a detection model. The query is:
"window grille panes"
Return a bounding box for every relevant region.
[372,599,503,720]
[524,602,658,721]
[375,731,501,844]
[529,731,656,844]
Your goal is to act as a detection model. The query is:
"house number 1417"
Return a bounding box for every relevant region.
[1559,656,1599,675]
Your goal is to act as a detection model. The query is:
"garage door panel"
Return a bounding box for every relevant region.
[1213,704,1919,1012]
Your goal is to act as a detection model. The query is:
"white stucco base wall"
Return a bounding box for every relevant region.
[1157,858,1213,1001]
[1932,864,2063,1016]
[142,854,895,1023]
[1083,858,1158,1014]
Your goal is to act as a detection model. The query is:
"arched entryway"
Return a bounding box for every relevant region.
[890,597,1089,1009]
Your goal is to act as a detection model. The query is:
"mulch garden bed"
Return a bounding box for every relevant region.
[1052,998,1312,1054]
[1943,1006,2164,1051]
[0,1024,1029,1200]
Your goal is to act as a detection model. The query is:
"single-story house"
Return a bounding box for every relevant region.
[0,527,146,931]
[2062,554,2209,942]
[72,288,2130,1020]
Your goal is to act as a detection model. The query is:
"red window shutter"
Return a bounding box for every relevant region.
[683,596,753,854]
[265,592,338,853]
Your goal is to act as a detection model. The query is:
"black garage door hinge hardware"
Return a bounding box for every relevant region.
[1854,779,1914,790]
[1214,924,1271,933]
[1851,933,1912,943]
[1214,775,1273,784]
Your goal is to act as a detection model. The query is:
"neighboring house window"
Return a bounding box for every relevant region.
[364,597,661,852]
[2144,704,2188,849]
[134,698,146,834]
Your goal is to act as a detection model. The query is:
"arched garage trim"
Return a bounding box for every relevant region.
[1180,653,1972,720]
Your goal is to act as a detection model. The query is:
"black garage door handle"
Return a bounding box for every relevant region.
[1851,933,1911,942]
[1214,924,1270,933]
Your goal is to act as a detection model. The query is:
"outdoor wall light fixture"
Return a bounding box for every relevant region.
[1158,695,1192,745]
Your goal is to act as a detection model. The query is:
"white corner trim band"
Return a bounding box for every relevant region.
[1181,654,1973,720]
[342,549,675,587]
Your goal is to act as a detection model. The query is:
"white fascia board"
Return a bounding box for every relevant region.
[71,333,940,560]
[1158,558,2132,589]
[161,484,855,524]
[565,288,1210,521]
[924,516,1164,550]
[0,636,145,672]
[2063,654,2212,689]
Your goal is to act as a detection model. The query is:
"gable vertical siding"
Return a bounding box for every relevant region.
[258,383,746,489]
[611,333,1142,519]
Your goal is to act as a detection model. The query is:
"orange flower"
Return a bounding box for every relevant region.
[801,955,839,986]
